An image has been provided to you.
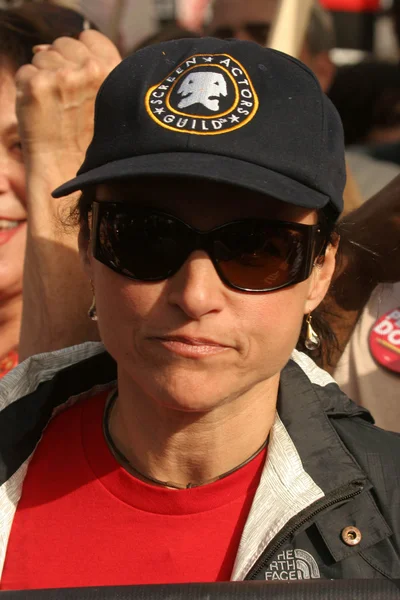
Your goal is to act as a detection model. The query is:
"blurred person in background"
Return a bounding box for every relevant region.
[327,60,400,432]
[206,0,400,432]
[338,0,400,166]
[330,176,400,433]
[206,0,366,217]
[349,0,400,167]
[207,0,336,93]
[0,2,120,373]
[0,2,91,377]
[327,59,400,207]
[329,60,400,171]
[131,23,200,53]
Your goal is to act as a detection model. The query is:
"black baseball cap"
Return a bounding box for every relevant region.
[53,37,346,216]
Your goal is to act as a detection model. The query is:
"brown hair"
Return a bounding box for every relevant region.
[0,3,96,72]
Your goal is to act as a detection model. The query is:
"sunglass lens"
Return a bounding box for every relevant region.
[97,209,188,280]
[214,223,305,291]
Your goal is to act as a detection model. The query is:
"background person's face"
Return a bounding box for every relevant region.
[82,179,334,414]
[209,0,277,43]
[208,0,335,93]
[0,67,27,304]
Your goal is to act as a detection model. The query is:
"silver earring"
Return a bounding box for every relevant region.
[88,296,98,321]
[88,280,98,321]
[305,314,320,350]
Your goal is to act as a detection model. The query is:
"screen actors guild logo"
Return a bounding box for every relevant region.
[145,53,259,135]
[264,550,321,581]
[177,72,228,112]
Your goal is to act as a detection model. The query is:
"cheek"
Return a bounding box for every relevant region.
[3,157,27,210]
[0,222,26,297]
[13,165,27,208]
[243,284,309,366]
[93,263,165,355]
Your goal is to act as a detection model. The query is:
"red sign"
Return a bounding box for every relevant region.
[369,308,400,375]
[320,0,381,11]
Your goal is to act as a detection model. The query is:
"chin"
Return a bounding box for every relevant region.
[149,369,232,414]
[160,393,227,414]
[0,269,23,300]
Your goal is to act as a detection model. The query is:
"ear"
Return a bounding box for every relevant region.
[78,223,94,280]
[304,240,338,315]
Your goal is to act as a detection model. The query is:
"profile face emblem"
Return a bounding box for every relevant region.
[177,72,228,112]
[145,53,259,135]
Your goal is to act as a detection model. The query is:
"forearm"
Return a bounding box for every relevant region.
[14,30,122,361]
[18,162,100,362]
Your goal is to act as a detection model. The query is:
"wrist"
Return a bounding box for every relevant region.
[25,171,80,241]
[25,148,82,177]
[24,157,81,208]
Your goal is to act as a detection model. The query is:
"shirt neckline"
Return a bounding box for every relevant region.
[82,391,267,515]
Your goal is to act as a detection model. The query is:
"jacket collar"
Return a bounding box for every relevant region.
[278,356,369,494]
[275,355,393,578]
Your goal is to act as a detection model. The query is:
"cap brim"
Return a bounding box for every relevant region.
[52,152,330,210]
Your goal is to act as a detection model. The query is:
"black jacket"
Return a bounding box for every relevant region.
[0,343,399,583]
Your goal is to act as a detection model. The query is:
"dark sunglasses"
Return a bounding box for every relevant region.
[211,23,271,45]
[92,202,327,293]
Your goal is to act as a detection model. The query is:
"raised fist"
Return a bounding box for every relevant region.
[15,30,121,176]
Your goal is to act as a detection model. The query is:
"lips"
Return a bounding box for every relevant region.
[160,335,226,347]
[0,219,26,246]
[153,335,231,358]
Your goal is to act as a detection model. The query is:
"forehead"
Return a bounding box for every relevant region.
[210,0,278,28]
[95,177,315,226]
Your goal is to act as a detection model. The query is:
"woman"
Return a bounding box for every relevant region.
[0,3,106,378]
[0,59,24,377]
[0,37,399,589]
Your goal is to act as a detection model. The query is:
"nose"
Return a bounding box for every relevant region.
[0,173,13,195]
[167,250,226,320]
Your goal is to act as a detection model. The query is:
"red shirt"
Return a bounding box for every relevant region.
[1,391,266,590]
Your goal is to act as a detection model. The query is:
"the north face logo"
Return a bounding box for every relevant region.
[265,550,321,581]
[145,53,259,135]
[177,72,228,112]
